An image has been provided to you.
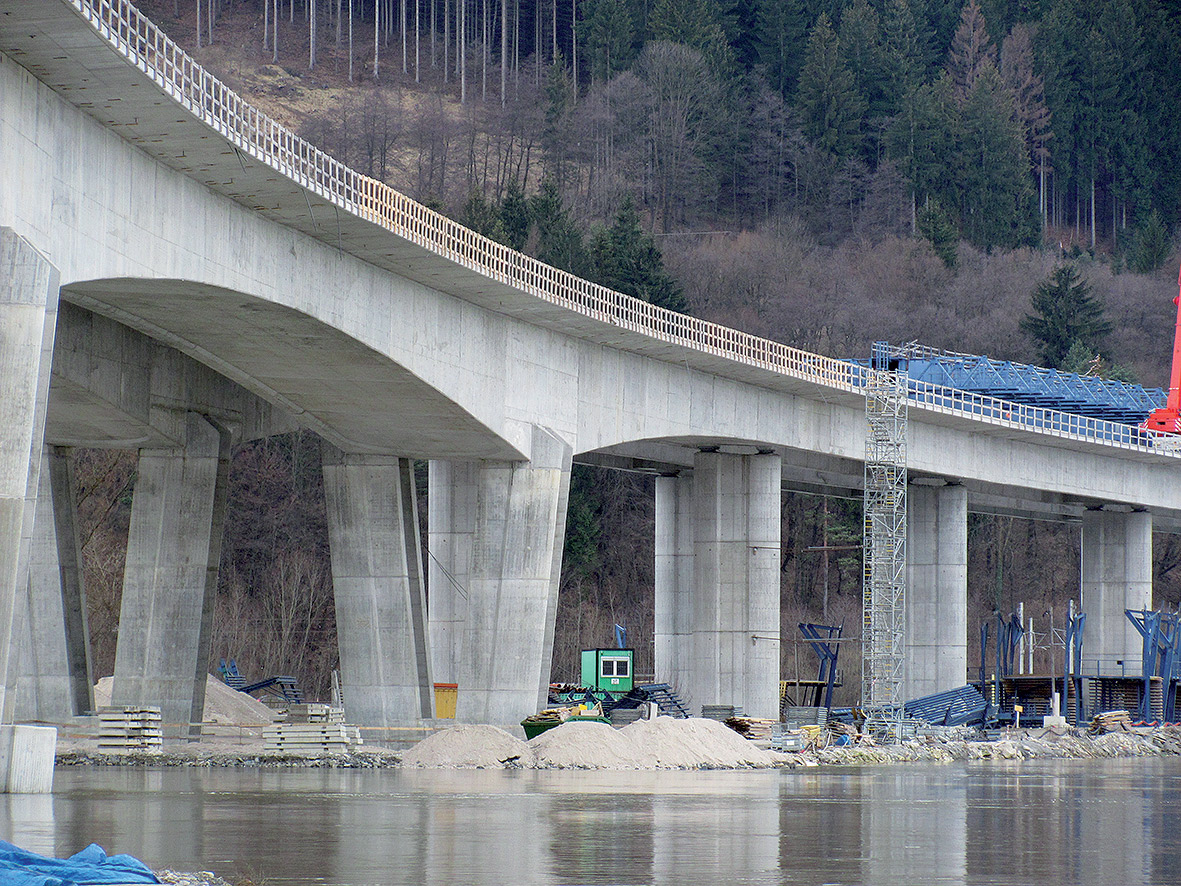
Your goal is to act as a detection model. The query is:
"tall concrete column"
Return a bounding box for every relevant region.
[433,427,572,725]
[1081,508,1152,673]
[905,482,968,700]
[427,459,478,686]
[323,448,434,725]
[0,229,60,724]
[112,413,231,737]
[692,450,781,719]
[13,446,94,721]
[654,472,693,700]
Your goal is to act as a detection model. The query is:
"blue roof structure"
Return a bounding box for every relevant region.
[858,343,1166,426]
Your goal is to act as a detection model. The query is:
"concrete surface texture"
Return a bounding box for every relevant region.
[0,229,59,726]
[655,473,695,707]
[691,451,782,719]
[11,446,93,722]
[905,483,969,701]
[111,414,231,736]
[451,426,573,725]
[1081,509,1153,671]
[323,448,434,728]
[0,725,56,793]
[0,0,1178,739]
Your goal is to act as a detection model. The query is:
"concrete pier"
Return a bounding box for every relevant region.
[13,446,93,721]
[654,473,694,703]
[691,450,781,719]
[0,229,60,727]
[905,483,968,700]
[112,413,231,736]
[435,427,572,725]
[427,459,478,687]
[323,449,434,726]
[1081,509,1153,672]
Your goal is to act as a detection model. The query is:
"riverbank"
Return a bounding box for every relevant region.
[53,718,1181,770]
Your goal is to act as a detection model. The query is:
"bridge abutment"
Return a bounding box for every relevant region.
[323,449,434,727]
[1081,509,1152,673]
[655,472,694,707]
[431,427,572,725]
[691,450,781,720]
[112,413,231,737]
[13,445,93,721]
[905,483,968,700]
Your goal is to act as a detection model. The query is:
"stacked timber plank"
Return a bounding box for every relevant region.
[724,717,778,740]
[1090,710,1133,734]
[263,704,362,753]
[98,707,162,752]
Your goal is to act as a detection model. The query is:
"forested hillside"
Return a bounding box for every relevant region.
[73,0,1181,705]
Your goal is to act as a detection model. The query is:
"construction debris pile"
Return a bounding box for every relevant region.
[1089,710,1134,733]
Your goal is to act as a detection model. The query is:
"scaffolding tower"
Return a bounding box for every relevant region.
[862,343,908,726]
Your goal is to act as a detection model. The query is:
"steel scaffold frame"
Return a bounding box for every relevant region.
[862,344,908,727]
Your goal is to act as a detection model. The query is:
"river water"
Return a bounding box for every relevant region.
[3,759,1180,885]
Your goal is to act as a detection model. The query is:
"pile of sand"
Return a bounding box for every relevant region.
[530,720,653,769]
[93,675,277,727]
[401,717,785,770]
[621,716,780,768]
[400,724,532,768]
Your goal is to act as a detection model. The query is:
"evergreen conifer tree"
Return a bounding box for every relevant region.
[529,180,589,275]
[796,13,867,159]
[590,197,688,313]
[1020,265,1112,367]
[959,65,1039,251]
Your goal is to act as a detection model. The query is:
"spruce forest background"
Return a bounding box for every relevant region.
[73,0,1181,707]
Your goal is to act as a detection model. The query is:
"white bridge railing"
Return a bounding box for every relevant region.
[70,0,1179,459]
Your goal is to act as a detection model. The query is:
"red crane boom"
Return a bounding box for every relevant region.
[1142,265,1181,434]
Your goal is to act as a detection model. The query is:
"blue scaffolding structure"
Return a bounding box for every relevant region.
[853,343,1165,427]
[1126,609,1181,722]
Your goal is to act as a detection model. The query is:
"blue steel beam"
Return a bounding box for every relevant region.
[856,344,1166,426]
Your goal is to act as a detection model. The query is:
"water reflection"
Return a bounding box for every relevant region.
[1,760,1178,885]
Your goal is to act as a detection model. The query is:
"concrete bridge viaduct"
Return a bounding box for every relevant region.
[3,0,1180,735]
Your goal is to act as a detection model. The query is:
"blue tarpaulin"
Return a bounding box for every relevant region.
[0,840,159,885]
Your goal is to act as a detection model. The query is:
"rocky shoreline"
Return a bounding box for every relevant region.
[53,722,1181,770]
[55,746,402,768]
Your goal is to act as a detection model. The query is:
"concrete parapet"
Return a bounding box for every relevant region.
[691,450,781,719]
[905,483,968,700]
[323,448,434,725]
[112,413,231,736]
[0,725,56,793]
